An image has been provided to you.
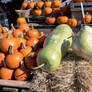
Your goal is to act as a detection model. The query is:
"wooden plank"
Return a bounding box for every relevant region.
[0,79,31,88]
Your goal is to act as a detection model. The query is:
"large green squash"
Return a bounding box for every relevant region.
[37,24,73,72]
[72,26,92,60]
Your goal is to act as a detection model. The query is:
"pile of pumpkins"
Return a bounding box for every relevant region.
[0,17,46,81]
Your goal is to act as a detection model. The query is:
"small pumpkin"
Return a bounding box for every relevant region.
[44,6,52,15]
[52,0,61,8]
[45,16,56,25]
[72,0,82,2]
[25,52,37,69]
[28,1,35,9]
[81,12,92,24]
[0,53,5,67]
[44,0,52,7]
[0,67,14,80]
[52,8,61,15]
[36,1,44,9]
[85,0,92,2]
[17,17,26,25]
[20,42,32,57]
[27,24,39,38]
[14,68,29,81]
[22,1,28,9]
[57,16,69,24]
[34,9,42,16]
[67,17,78,28]
[6,45,23,69]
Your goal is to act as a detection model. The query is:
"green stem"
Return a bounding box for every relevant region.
[32,64,44,70]
[9,45,14,54]
[11,23,16,30]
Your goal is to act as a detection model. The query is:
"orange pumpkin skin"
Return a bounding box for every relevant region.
[68,18,78,28]
[22,2,28,9]
[34,9,42,16]
[57,16,68,24]
[0,38,18,53]
[52,0,61,8]
[0,67,14,80]
[85,0,92,2]
[28,2,35,9]
[44,1,52,7]
[81,14,92,24]
[2,32,13,39]
[45,17,56,25]
[53,8,61,14]
[25,52,37,69]
[36,1,44,9]
[13,29,24,38]
[26,38,39,47]
[6,51,23,69]
[19,23,30,33]
[17,17,26,25]
[72,0,82,2]
[27,29,39,39]
[14,68,29,81]
[0,53,5,67]
[44,7,52,15]
[20,46,32,57]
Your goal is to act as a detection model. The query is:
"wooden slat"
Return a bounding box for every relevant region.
[0,79,31,88]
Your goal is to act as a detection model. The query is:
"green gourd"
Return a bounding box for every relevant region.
[37,24,73,72]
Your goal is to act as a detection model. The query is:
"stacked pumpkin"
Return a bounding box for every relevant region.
[0,17,46,81]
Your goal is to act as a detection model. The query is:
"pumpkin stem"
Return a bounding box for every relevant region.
[86,12,89,15]
[6,32,12,38]
[0,34,2,40]
[11,23,16,30]
[21,42,26,49]
[0,25,6,33]
[18,33,22,38]
[9,45,14,54]
[24,36,30,40]
[30,24,34,30]
[3,60,7,68]
[21,61,26,70]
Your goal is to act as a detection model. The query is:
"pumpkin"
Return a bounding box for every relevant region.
[0,67,14,80]
[44,1,52,7]
[6,45,23,69]
[20,42,32,57]
[45,17,56,25]
[52,8,61,14]
[36,1,44,9]
[44,6,52,15]
[52,0,61,8]
[28,2,35,9]
[85,0,92,2]
[26,38,39,48]
[25,52,37,69]
[27,24,39,38]
[0,53,5,67]
[19,23,30,33]
[81,13,92,24]
[57,16,69,24]
[22,1,28,9]
[0,32,18,53]
[72,0,82,2]
[34,9,42,16]
[67,17,78,28]
[17,17,26,25]
[14,68,29,81]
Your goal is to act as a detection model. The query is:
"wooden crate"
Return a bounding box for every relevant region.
[70,2,92,21]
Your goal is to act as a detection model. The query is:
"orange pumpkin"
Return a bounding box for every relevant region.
[20,42,32,57]
[85,0,92,2]
[52,0,61,8]
[34,9,42,16]
[17,17,26,25]
[81,13,92,24]
[44,1,52,7]
[36,1,44,9]
[25,52,37,69]
[44,7,52,15]
[57,16,69,24]
[52,8,61,14]
[72,0,82,2]
[14,68,29,81]
[26,38,39,48]
[0,67,14,80]
[6,46,23,69]
[0,53,5,67]
[45,17,56,25]
[22,1,28,9]
[19,23,30,33]
[28,2,35,9]
[27,24,39,38]
[68,18,78,28]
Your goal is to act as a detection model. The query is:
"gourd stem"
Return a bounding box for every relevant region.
[21,42,26,49]
[11,23,16,30]
[0,25,6,33]
[0,34,2,40]
[18,33,22,38]
[9,45,14,54]
[21,61,26,70]
[6,32,12,38]
[30,24,34,30]
[3,60,7,68]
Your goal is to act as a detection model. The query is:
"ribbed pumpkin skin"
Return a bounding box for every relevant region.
[72,26,92,60]
[37,24,73,72]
